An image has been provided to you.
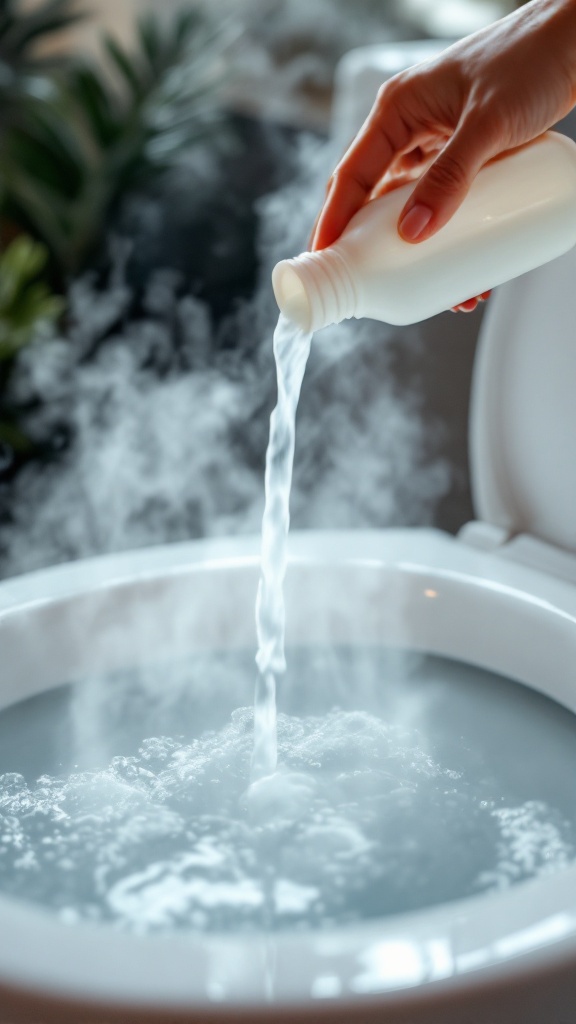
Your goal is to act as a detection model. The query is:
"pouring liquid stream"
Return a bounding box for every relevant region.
[253,314,312,780]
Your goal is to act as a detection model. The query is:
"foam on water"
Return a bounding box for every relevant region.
[1,678,574,934]
[254,314,312,779]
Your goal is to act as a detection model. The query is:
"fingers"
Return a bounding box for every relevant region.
[310,169,373,252]
[307,180,331,249]
[451,290,492,313]
[311,58,498,251]
[452,298,480,312]
[398,113,495,242]
[311,80,414,251]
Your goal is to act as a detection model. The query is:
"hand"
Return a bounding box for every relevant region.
[311,0,576,269]
[452,291,491,313]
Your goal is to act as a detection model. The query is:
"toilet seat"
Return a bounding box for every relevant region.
[468,242,576,557]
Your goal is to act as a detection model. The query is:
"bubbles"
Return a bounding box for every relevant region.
[477,802,574,890]
[1,664,574,935]
[245,768,319,827]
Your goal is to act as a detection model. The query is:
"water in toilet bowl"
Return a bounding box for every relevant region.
[0,646,575,934]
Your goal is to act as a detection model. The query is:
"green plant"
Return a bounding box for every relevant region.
[0,8,230,277]
[0,0,84,132]
[0,234,64,449]
[0,234,63,357]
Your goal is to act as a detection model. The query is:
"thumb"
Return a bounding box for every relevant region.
[398,120,494,243]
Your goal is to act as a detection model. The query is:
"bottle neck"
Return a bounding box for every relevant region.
[277,247,357,332]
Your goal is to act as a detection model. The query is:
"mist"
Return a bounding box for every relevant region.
[0,133,451,579]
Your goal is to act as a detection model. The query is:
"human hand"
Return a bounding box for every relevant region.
[311,0,576,307]
[452,291,491,313]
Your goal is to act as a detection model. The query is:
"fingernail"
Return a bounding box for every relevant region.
[399,203,433,242]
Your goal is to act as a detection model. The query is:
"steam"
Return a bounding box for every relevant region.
[0,134,450,579]
[214,0,413,120]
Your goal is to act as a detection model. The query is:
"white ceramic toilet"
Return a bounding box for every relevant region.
[2,42,576,1024]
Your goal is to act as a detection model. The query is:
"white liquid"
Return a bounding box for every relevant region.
[253,314,312,780]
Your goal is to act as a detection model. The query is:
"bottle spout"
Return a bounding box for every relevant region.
[272,249,356,333]
[272,260,313,333]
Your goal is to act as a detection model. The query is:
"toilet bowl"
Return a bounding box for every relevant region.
[1,232,576,1023]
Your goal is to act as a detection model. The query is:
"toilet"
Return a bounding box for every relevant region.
[2,45,576,1024]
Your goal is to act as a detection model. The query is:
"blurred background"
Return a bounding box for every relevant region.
[0,0,519,577]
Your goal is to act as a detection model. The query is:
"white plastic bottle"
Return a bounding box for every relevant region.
[272,131,576,331]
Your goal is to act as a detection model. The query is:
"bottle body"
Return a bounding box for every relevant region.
[272,131,576,331]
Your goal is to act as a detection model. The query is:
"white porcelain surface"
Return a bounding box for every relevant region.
[1,530,576,1023]
[471,243,576,553]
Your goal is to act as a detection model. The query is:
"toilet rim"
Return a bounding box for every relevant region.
[1,527,576,1012]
